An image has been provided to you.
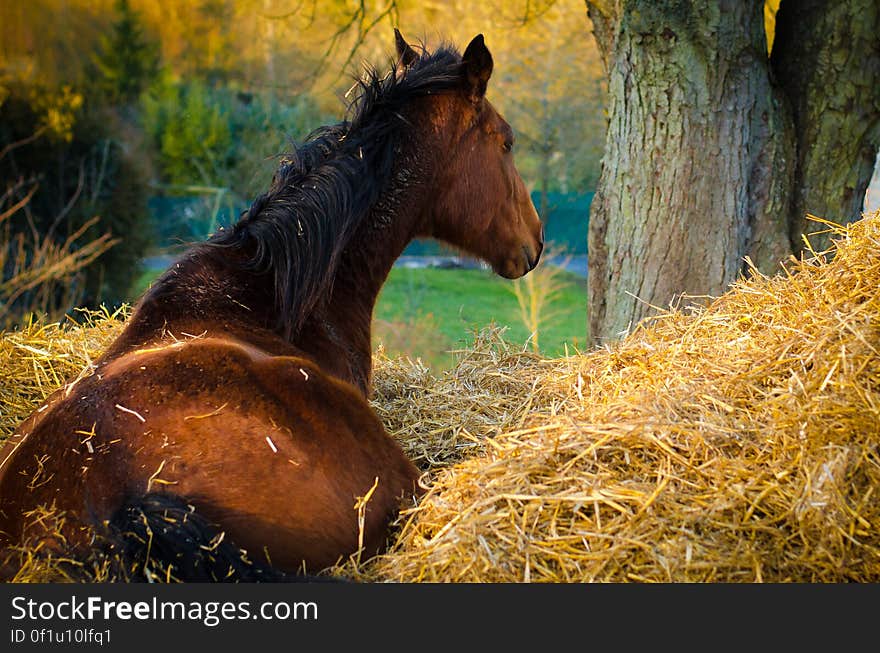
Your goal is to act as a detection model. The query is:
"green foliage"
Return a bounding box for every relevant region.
[140,77,334,250]
[143,76,334,196]
[93,0,159,105]
[144,79,233,187]
[231,92,335,199]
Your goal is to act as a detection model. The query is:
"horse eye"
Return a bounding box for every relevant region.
[503,139,513,153]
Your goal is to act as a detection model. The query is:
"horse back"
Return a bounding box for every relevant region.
[0,335,420,574]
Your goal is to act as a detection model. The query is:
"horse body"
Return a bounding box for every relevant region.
[1,336,418,573]
[0,31,542,580]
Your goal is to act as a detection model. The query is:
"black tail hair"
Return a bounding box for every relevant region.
[102,493,335,583]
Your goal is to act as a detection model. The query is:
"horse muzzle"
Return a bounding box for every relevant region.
[526,236,544,272]
[495,239,543,279]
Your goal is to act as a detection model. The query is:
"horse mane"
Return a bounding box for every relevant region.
[200,41,465,338]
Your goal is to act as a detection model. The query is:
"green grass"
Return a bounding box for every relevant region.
[374,266,587,367]
[128,265,588,369]
[130,267,159,301]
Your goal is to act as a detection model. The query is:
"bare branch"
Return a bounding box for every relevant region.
[303,0,400,88]
[0,183,38,226]
[336,1,399,82]
[0,127,47,163]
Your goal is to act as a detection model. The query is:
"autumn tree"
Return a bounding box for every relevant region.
[584,0,880,343]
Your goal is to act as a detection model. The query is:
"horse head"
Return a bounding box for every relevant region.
[399,31,545,279]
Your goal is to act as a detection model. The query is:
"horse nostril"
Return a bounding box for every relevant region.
[522,244,540,272]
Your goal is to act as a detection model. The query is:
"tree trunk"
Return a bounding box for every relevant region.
[771,1,880,252]
[585,0,792,343]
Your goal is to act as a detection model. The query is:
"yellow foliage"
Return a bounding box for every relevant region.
[30,85,83,143]
[765,0,781,54]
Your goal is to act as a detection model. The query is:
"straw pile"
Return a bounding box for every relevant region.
[352,212,880,582]
[0,308,124,441]
[3,212,880,582]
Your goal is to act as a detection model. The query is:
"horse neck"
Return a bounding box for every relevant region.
[304,148,434,392]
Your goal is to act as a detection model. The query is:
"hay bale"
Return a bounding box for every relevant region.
[0,308,125,441]
[348,212,880,582]
[370,331,556,469]
[3,213,880,582]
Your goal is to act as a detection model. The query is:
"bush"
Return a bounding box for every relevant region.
[143,77,334,199]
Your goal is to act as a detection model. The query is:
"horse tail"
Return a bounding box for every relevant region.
[100,493,316,582]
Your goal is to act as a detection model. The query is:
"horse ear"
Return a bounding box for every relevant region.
[461,34,493,104]
[394,28,418,67]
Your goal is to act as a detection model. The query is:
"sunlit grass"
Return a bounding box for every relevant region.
[374,266,587,368]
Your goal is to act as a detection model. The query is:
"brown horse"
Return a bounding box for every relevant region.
[0,30,543,581]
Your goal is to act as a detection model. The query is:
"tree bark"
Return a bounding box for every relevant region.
[771,0,880,252]
[585,0,791,343]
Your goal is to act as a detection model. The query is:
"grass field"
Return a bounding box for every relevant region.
[130,263,588,370]
[373,266,587,368]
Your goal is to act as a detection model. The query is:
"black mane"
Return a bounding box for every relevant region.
[200,41,464,338]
